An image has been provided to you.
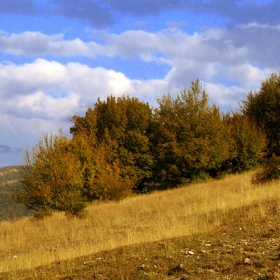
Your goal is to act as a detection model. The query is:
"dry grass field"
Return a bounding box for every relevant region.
[0,170,280,279]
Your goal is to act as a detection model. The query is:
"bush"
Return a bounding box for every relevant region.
[252,154,280,184]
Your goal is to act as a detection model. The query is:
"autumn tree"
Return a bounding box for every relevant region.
[14,75,272,211]
[14,133,86,218]
[70,95,154,193]
[241,72,280,155]
[70,132,134,201]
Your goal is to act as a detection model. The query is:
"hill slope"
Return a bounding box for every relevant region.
[0,171,280,279]
[0,166,31,221]
[1,200,280,279]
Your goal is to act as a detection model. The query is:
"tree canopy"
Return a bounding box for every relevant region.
[241,72,280,156]
[14,77,272,217]
[14,133,86,217]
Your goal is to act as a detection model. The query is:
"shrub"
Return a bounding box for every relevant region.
[252,154,280,184]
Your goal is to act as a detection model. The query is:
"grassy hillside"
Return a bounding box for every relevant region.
[0,166,31,221]
[0,166,22,182]
[0,170,280,279]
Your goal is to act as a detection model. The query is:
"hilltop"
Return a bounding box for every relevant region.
[0,170,280,279]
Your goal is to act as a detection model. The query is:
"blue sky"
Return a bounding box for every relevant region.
[0,0,280,166]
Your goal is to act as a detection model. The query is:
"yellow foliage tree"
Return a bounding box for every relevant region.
[14,133,86,218]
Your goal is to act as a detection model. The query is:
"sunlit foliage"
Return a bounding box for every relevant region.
[14,133,86,217]
[14,77,274,217]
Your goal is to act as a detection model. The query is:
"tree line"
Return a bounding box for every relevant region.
[14,74,280,217]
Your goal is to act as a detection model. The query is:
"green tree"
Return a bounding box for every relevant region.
[151,79,231,187]
[223,114,266,173]
[241,72,280,155]
[14,133,86,218]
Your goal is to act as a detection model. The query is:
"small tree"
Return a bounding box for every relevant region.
[14,133,86,218]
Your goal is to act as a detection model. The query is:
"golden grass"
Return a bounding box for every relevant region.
[0,170,279,273]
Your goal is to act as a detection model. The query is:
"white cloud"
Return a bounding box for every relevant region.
[204,82,245,112]
[225,64,277,90]
[0,31,53,55]
[237,22,280,31]
[0,57,274,136]
[13,91,80,120]
[1,24,279,72]
[0,31,100,57]
[1,23,280,166]
[0,59,67,97]
[0,59,134,119]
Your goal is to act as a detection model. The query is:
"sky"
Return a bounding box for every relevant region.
[0,0,279,167]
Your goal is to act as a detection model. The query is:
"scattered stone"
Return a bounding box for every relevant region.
[181,249,196,255]
[205,243,211,247]
[139,264,149,271]
[244,257,251,265]
[188,250,195,255]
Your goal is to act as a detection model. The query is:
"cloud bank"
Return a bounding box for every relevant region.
[0,0,279,166]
